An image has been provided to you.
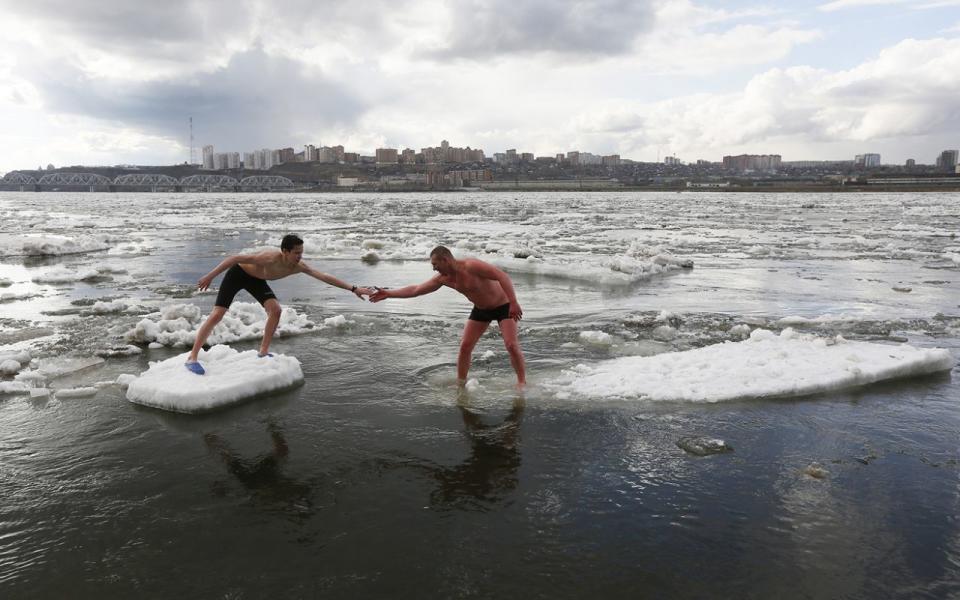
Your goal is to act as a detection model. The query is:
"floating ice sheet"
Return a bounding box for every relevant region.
[464,242,693,285]
[552,328,955,403]
[125,345,304,413]
[124,302,316,347]
[32,267,101,284]
[0,233,110,257]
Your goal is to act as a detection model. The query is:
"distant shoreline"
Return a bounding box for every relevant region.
[4,186,959,194]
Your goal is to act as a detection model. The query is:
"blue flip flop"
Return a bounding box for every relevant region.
[185,361,205,375]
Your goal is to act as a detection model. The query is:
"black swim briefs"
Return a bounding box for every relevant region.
[468,302,511,323]
[214,264,277,308]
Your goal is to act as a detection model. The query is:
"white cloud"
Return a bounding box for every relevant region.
[0,0,953,170]
[565,37,960,160]
[819,0,960,10]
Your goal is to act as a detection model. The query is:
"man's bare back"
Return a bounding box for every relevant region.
[435,258,510,309]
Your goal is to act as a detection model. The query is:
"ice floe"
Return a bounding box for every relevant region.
[124,302,316,347]
[32,267,102,284]
[551,328,954,403]
[12,355,106,388]
[55,387,98,399]
[0,233,111,257]
[677,437,733,456]
[580,331,615,346]
[0,291,39,303]
[465,241,693,285]
[126,345,304,413]
[0,381,30,395]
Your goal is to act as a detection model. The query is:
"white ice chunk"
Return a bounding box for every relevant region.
[323,314,348,328]
[1,292,39,302]
[124,302,315,347]
[4,234,111,257]
[55,387,98,399]
[552,328,955,403]
[0,359,22,375]
[88,300,129,314]
[0,350,31,365]
[32,267,101,284]
[116,374,136,388]
[33,356,105,379]
[126,345,304,413]
[0,381,30,395]
[460,240,692,286]
[580,330,614,346]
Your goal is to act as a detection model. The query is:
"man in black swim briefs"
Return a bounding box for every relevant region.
[369,246,526,386]
[184,234,373,375]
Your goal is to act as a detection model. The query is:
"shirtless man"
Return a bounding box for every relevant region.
[185,234,372,375]
[369,245,526,386]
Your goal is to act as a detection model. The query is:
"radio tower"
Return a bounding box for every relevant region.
[189,117,196,165]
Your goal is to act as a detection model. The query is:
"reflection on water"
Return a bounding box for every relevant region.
[430,393,524,510]
[204,422,314,520]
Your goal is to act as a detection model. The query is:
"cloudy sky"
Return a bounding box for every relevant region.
[1,0,959,173]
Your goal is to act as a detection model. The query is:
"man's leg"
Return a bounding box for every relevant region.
[259,299,282,356]
[188,306,228,362]
[498,318,526,386]
[458,319,490,382]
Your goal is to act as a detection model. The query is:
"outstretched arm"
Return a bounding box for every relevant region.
[465,260,523,320]
[197,251,273,291]
[369,276,443,302]
[299,262,372,299]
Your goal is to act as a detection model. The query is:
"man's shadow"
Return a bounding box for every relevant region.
[429,392,525,509]
[204,421,315,519]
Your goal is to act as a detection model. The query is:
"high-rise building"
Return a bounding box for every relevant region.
[202,145,215,170]
[935,149,958,171]
[722,154,781,171]
[579,152,601,165]
[304,145,317,162]
[854,153,881,168]
[602,155,621,167]
[376,148,399,165]
[400,148,416,164]
[905,158,916,169]
[278,148,295,164]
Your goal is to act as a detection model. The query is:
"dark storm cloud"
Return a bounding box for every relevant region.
[426,0,656,60]
[0,0,252,61]
[29,47,367,149]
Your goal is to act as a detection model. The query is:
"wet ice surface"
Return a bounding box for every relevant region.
[0,191,959,598]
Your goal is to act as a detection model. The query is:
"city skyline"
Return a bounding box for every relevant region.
[1,0,960,175]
